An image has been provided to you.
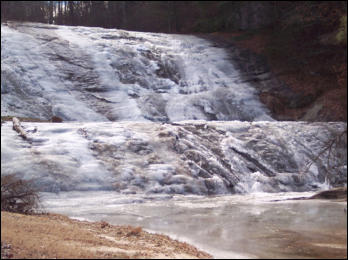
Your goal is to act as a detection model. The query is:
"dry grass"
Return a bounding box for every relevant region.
[1,211,212,259]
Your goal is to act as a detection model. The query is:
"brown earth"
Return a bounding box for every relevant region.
[1,211,212,259]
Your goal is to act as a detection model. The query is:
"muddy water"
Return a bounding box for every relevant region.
[41,191,347,259]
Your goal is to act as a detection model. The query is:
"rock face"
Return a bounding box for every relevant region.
[199,33,346,122]
[1,121,346,194]
[230,48,318,120]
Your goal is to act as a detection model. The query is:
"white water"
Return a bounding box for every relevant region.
[1,121,346,194]
[1,21,347,258]
[1,21,273,122]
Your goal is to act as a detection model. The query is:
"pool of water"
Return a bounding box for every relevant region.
[41,191,347,259]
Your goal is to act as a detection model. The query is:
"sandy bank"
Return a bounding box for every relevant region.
[1,211,212,259]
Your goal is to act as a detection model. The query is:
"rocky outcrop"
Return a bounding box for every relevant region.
[200,33,346,122]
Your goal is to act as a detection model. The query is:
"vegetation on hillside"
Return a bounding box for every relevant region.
[1,2,346,34]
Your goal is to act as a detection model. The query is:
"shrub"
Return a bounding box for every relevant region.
[336,15,347,45]
[1,174,40,214]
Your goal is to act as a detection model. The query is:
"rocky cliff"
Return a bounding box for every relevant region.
[201,30,346,122]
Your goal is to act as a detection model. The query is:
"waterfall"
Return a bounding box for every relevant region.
[1,22,347,194]
[2,21,346,260]
[1,22,273,122]
[1,121,346,194]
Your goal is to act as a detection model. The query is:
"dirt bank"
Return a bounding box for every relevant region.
[1,211,212,259]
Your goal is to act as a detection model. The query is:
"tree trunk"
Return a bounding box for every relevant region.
[12,117,27,140]
[49,1,53,24]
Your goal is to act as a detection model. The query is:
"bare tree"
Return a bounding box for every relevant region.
[48,1,53,24]
[1,174,40,214]
[302,127,347,187]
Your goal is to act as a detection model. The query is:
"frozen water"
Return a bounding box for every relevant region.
[1,121,346,194]
[1,23,346,194]
[1,22,273,122]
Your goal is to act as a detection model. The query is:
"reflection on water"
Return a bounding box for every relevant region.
[41,191,347,259]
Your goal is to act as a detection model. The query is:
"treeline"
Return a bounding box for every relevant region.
[1,1,206,32]
[0,1,345,33]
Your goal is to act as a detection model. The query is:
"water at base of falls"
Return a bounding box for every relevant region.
[40,191,347,259]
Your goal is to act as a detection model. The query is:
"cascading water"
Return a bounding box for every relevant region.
[1,22,346,258]
[2,21,346,194]
[1,120,346,194]
[1,22,273,122]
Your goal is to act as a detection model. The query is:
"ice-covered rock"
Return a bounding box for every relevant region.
[1,22,273,122]
[1,121,346,194]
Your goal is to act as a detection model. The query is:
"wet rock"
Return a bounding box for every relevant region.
[51,116,63,122]
[309,187,347,200]
[127,140,152,155]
